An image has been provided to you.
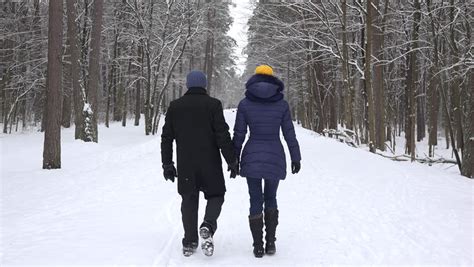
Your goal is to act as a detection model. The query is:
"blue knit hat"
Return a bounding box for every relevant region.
[186,70,207,89]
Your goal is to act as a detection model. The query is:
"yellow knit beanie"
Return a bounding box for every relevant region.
[255,65,273,76]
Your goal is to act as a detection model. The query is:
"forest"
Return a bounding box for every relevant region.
[0,0,472,178]
[243,0,472,178]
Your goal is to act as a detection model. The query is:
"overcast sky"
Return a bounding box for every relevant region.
[228,0,254,76]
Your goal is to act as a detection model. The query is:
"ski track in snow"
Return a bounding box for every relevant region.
[1,110,473,266]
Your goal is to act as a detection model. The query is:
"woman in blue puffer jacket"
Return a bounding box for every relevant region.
[233,65,301,258]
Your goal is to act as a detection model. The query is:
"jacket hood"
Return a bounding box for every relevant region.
[245,74,284,103]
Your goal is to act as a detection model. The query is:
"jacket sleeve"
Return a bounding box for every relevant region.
[161,104,175,165]
[281,102,301,162]
[232,101,248,159]
[212,100,236,165]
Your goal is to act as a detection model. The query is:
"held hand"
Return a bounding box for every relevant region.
[162,163,177,182]
[228,159,240,179]
[291,161,301,174]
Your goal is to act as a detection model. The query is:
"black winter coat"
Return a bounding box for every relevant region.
[161,88,236,196]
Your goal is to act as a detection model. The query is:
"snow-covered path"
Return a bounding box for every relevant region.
[1,110,473,266]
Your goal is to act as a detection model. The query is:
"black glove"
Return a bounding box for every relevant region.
[291,161,301,174]
[228,159,240,179]
[163,163,177,182]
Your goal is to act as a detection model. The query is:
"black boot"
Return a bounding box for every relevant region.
[199,221,214,256]
[264,209,278,255]
[182,239,198,257]
[249,214,265,258]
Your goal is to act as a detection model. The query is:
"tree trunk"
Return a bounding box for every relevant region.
[134,39,142,126]
[365,0,376,152]
[61,37,72,128]
[426,0,440,157]
[204,4,215,96]
[373,0,386,151]
[43,0,63,169]
[341,0,354,130]
[309,61,325,133]
[461,70,473,178]
[416,74,426,142]
[144,46,152,135]
[329,91,337,130]
[461,4,473,178]
[66,0,85,140]
[444,96,450,150]
[449,0,464,152]
[61,93,71,128]
[87,0,104,142]
[2,70,11,133]
[143,1,155,136]
[405,0,421,160]
[110,29,119,123]
[357,1,368,144]
[105,79,110,127]
[204,35,214,96]
[329,59,338,131]
[113,39,121,122]
[122,57,132,127]
[427,67,440,156]
[105,57,112,128]
[21,99,27,129]
[81,0,90,95]
[1,72,5,125]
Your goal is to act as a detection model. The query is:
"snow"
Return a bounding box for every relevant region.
[1,110,473,266]
[374,133,462,176]
[83,103,92,113]
[228,0,254,75]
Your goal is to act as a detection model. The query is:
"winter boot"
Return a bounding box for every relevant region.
[182,240,198,257]
[199,221,214,256]
[264,209,279,255]
[249,213,265,258]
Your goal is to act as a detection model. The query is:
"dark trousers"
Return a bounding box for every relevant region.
[246,178,279,216]
[181,191,224,244]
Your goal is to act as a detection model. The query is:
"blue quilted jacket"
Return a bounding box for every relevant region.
[233,74,301,180]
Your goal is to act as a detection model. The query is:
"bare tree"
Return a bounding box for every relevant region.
[365,0,376,153]
[341,0,354,130]
[86,0,104,142]
[404,0,421,161]
[461,70,473,178]
[426,0,440,157]
[372,0,387,151]
[66,0,85,140]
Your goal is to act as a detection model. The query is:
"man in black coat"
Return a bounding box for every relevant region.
[161,70,239,257]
